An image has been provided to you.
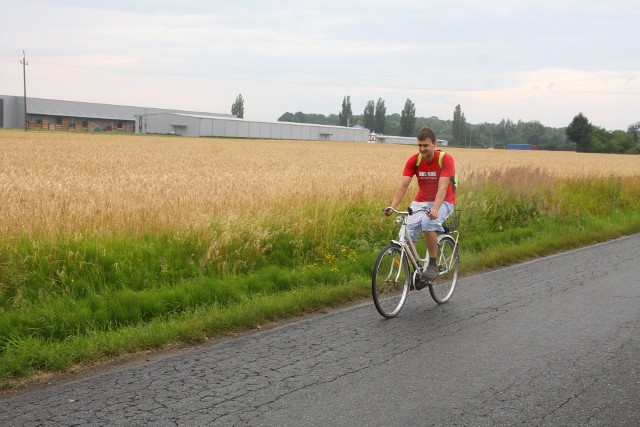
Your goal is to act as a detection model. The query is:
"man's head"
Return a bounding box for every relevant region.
[417,127,436,143]
[417,127,437,159]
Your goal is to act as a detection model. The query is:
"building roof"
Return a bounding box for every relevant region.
[22,97,233,121]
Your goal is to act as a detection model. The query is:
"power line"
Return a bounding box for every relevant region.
[26,52,552,84]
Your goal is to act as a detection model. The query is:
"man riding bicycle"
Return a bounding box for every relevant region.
[384,127,456,288]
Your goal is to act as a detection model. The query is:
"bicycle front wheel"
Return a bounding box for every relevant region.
[429,236,459,304]
[372,243,411,318]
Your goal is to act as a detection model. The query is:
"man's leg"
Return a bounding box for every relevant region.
[424,230,437,260]
[423,230,439,280]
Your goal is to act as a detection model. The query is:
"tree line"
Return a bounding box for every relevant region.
[278,96,419,137]
[277,99,575,150]
[233,92,638,154]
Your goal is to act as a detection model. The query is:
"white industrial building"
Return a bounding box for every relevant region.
[1,95,370,142]
[137,112,369,141]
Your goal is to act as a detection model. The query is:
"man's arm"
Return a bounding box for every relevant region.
[385,175,412,215]
[428,176,451,219]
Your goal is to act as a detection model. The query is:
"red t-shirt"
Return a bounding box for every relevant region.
[402,150,456,204]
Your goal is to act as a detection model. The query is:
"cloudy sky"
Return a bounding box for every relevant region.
[1,0,638,130]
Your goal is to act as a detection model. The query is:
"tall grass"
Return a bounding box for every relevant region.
[2,129,639,238]
[1,130,639,388]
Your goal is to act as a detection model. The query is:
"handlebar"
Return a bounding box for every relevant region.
[383,206,432,216]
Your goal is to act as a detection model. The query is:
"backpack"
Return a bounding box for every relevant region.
[416,150,458,192]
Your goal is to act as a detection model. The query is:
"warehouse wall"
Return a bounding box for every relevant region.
[0,96,22,128]
[143,113,370,142]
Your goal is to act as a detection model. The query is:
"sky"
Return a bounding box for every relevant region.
[1,0,638,131]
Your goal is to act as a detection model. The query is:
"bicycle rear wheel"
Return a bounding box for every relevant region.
[428,236,458,304]
[372,243,410,318]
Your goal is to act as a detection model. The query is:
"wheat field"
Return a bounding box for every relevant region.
[1,130,638,236]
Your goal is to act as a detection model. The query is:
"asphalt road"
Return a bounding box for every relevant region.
[1,234,639,426]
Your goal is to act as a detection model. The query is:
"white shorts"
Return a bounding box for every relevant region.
[407,201,454,241]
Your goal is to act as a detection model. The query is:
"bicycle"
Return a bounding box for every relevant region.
[372,206,460,318]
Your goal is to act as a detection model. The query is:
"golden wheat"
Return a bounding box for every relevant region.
[1,130,638,237]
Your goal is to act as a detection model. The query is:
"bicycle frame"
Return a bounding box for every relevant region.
[391,215,423,273]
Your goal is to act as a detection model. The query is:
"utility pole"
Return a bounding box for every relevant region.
[20,50,28,132]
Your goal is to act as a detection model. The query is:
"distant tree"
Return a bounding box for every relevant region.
[374,98,386,134]
[400,98,416,137]
[566,113,593,152]
[278,112,296,122]
[590,126,611,153]
[231,94,244,118]
[294,111,308,123]
[452,105,466,145]
[518,120,546,147]
[503,119,517,144]
[494,119,507,142]
[385,113,401,136]
[277,111,306,123]
[363,100,375,131]
[628,121,640,144]
[607,130,635,153]
[320,114,340,126]
[339,96,352,127]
